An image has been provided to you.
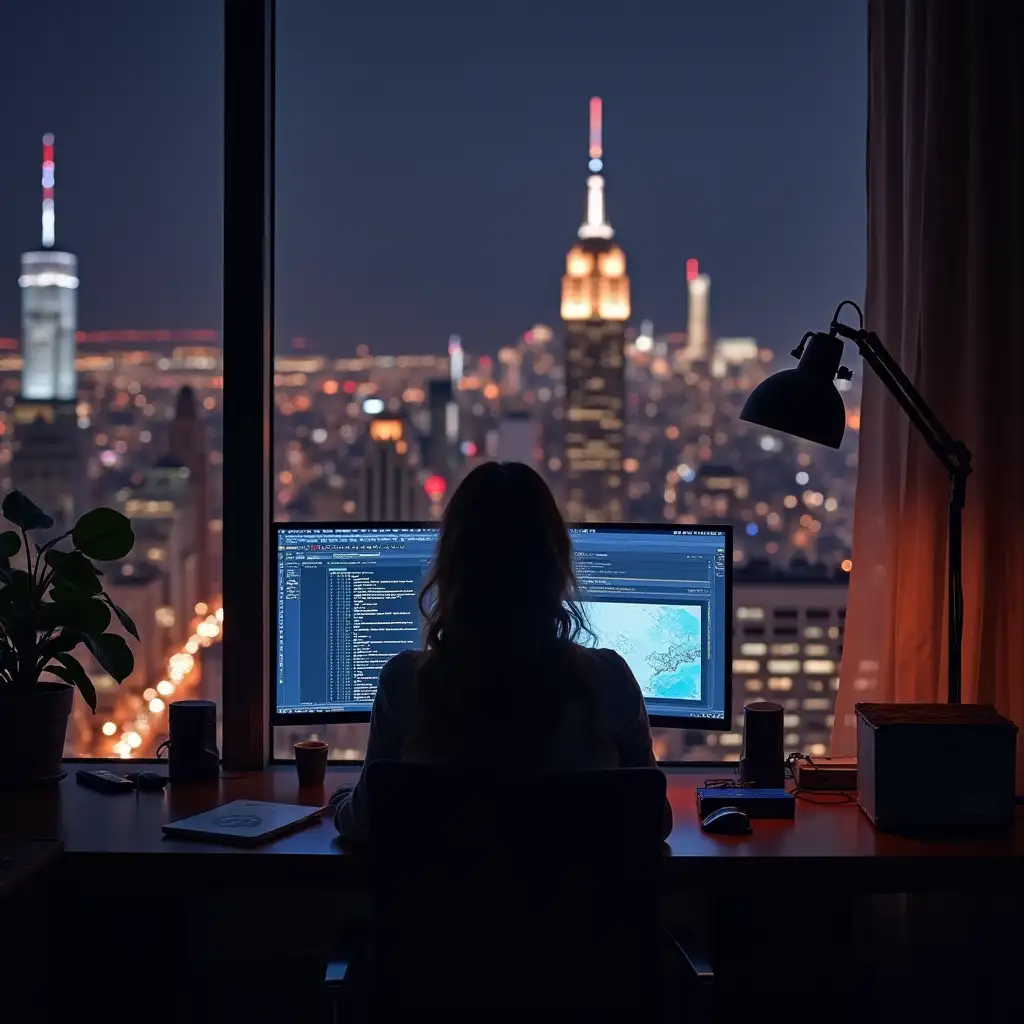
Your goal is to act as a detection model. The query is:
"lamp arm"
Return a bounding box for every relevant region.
[834,324,973,483]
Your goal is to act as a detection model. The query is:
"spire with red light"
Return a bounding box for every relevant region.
[41,134,55,248]
[579,97,613,241]
[686,256,711,360]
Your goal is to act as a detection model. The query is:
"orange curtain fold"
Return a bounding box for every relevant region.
[834,0,1024,788]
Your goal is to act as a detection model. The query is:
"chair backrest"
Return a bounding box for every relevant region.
[366,760,667,1011]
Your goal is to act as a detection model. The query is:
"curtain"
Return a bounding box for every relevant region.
[833,0,1024,787]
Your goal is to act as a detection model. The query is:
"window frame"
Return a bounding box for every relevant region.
[221,0,275,769]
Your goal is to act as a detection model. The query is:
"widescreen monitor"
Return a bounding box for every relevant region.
[272,522,731,730]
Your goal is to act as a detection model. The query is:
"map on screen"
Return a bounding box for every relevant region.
[581,601,703,701]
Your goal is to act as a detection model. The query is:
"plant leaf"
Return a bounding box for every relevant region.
[72,508,135,561]
[44,550,102,595]
[36,630,84,667]
[105,598,140,641]
[2,491,54,532]
[46,654,97,713]
[84,632,134,683]
[0,531,21,559]
[38,596,110,637]
[48,582,82,606]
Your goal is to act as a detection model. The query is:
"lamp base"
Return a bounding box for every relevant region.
[855,703,1017,833]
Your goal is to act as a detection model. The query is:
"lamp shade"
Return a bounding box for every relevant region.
[739,331,848,448]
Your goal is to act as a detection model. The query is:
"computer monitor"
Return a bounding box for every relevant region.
[272,522,731,730]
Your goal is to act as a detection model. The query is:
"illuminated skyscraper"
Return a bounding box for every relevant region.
[561,98,630,522]
[686,257,710,362]
[12,135,82,531]
[359,417,424,521]
[20,135,77,401]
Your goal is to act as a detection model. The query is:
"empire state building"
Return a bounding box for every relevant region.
[561,97,630,522]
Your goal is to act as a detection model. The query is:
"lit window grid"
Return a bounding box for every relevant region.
[713,582,847,758]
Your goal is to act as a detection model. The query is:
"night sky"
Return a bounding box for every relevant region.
[1,0,866,356]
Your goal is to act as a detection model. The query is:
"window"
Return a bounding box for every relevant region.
[770,643,801,655]
[733,660,762,674]
[0,1,223,759]
[267,0,864,762]
[803,659,837,674]
[768,659,802,674]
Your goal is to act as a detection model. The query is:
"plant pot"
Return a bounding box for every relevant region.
[0,681,74,787]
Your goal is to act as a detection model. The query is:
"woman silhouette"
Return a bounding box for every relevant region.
[332,461,670,840]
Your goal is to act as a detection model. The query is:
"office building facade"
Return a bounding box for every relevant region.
[656,573,847,762]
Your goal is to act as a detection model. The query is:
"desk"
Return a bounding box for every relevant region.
[2,766,1022,1024]
[1,765,1021,892]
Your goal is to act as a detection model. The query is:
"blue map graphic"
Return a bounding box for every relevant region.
[581,601,702,700]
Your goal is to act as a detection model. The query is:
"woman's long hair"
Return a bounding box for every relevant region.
[414,461,592,760]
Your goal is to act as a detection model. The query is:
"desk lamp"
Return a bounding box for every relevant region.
[739,300,972,705]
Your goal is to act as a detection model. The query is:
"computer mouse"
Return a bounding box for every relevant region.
[701,806,752,835]
[128,771,169,792]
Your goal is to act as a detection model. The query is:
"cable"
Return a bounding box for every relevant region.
[791,788,855,805]
[785,753,856,804]
[831,299,865,330]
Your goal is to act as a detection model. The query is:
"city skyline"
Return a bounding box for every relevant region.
[1,0,866,355]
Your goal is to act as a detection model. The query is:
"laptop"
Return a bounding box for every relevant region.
[162,799,326,847]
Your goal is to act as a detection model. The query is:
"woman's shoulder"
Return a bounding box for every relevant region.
[380,649,423,685]
[374,650,424,718]
[567,645,637,688]
[566,645,645,732]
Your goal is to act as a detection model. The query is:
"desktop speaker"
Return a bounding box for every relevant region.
[739,700,785,789]
[162,700,220,783]
[856,703,1018,832]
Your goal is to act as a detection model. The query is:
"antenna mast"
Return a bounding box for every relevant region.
[42,133,55,248]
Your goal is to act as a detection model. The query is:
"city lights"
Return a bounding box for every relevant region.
[2,96,860,769]
[101,601,223,759]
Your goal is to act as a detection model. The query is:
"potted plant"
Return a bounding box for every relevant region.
[0,490,137,786]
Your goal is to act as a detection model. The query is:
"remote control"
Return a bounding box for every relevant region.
[76,769,135,794]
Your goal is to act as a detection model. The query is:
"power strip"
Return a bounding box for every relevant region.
[795,757,858,791]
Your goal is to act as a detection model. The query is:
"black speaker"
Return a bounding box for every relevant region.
[739,700,785,788]
[160,700,220,783]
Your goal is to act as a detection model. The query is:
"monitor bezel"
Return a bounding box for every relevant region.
[270,520,733,733]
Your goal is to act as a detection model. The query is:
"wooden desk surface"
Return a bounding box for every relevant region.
[1,765,1021,893]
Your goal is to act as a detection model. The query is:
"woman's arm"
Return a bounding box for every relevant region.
[331,655,409,843]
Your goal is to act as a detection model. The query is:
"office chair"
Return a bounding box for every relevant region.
[325,761,714,1020]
